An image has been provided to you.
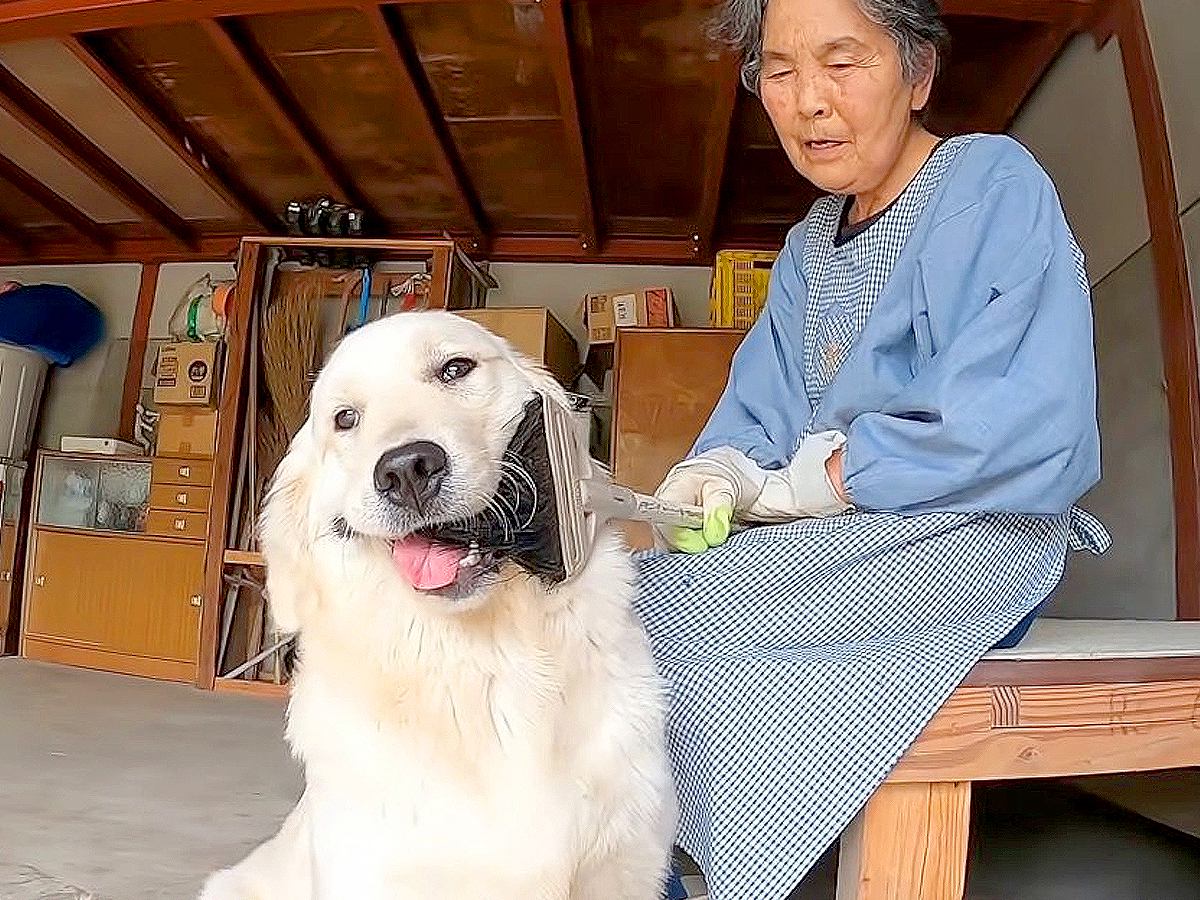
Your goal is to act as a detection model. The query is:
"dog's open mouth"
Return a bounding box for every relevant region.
[390,533,501,599]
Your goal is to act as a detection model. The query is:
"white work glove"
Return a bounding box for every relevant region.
[652,447,767,553]
[748,430,852,521]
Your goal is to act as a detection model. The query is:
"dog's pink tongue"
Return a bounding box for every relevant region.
[391,535,466,591]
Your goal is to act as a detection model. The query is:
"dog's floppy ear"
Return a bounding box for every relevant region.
[257,421,318,635]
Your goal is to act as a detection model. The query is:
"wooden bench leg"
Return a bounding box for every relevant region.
[836,781,971,900]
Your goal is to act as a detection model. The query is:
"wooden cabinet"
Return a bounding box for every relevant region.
[19,451,209,682]
[610,328,745,549]
[0,522,16,647]
[24,531,202,662]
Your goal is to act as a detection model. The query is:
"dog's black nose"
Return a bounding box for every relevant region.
[374,442,448,511]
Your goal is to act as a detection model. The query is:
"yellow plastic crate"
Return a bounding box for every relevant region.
[708,249,779,329]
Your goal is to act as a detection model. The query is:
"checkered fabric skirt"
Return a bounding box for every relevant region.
[632,507,1109,900]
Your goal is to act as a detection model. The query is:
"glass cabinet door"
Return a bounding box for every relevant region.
[36,456,151,533]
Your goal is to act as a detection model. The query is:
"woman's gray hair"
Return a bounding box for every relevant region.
[712,0,950,95]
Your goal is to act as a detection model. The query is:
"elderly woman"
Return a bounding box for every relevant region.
[635,0,1110,897]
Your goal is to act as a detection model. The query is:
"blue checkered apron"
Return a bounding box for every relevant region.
[633,137,1110,900]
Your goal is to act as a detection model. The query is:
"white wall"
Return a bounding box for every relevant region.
[486,262,714,350]
[0,261,238,450]
[1012,26,1176,618]
[1050,244,1176,619]
[0,264,140,449]
[1011,33,1149,285]
[1142,0,1200,211]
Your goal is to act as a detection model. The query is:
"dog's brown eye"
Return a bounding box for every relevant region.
[333,408,359,431]
[439,357,476,383]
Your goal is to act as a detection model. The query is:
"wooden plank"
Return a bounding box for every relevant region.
[488,234,704,264]
[697,54,740,256]
[890,679,1200,782]
[0,209,36,257]
[836,781,971,900]
[1014,681,1200,728]
[965,655,1200,686]
[0,63,195,248]
[64,35,280,233]
[0,0,361,41]
[119,262,159,441]
[22,636,196,683]
[214,677,288,698]
[539,0,596,252]
[197,238,261,690]
[1103,0,1200,620]
[0,152,112,250]
[199,17,371,215]
[940,0,1094,24]
[224,549,265,567]
[361,3,489,241]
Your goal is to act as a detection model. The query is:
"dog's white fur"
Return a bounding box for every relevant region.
[199,311,675,900]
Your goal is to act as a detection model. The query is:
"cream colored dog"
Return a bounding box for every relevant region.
[199,311,675,900]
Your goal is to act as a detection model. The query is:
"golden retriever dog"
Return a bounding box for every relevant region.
[199,311,675,900]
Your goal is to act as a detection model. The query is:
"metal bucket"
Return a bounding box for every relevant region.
[0,342,48,461]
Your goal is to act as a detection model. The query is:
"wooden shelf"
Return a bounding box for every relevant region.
[214,677,288,699]
[223,549,264,567]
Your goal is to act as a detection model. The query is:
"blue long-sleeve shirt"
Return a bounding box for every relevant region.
[692,135,1101,516]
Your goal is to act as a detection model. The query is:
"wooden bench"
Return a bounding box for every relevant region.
[836,618,1200,899]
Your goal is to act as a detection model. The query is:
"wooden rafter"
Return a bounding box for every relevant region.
[362,3,489,241]
[199,17,375,218]
[697,52,741,257]
[65,35,281,233]
[0,62,195,247]
[0,151,112,250]
[539,0,596,252]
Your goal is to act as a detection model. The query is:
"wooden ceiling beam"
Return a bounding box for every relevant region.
[539,0,597,253]
[0,212,37,257]
[65,35,281,234]
[0,0,1098,40]
[362,3,490,242]
[940,0,1094,25]
[199,17,378,221]
[0,63,195,247]
[0,0,359,41]
[0,152,113,251]
[697,53,741,259]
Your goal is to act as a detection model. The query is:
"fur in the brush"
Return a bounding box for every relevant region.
[421,394,568,584]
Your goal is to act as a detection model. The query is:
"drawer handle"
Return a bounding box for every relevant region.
[34,575,45,586]
[190,594,202,608]
[176,491,189,505]
[174,518,187,531]
[178,466,191,478]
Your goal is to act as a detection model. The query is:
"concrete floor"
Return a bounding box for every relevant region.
[0,659,300,900]
[2,657,1199,900]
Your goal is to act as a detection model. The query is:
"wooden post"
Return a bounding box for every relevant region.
[119,261,159,441]
[836,781,971,900]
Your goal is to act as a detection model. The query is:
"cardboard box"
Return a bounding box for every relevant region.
[154,341,218,407]
[455,307,580,387]
[156,407,218,458]
[581,288,676,345]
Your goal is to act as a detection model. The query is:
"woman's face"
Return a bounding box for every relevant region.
[758,0,934,196]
